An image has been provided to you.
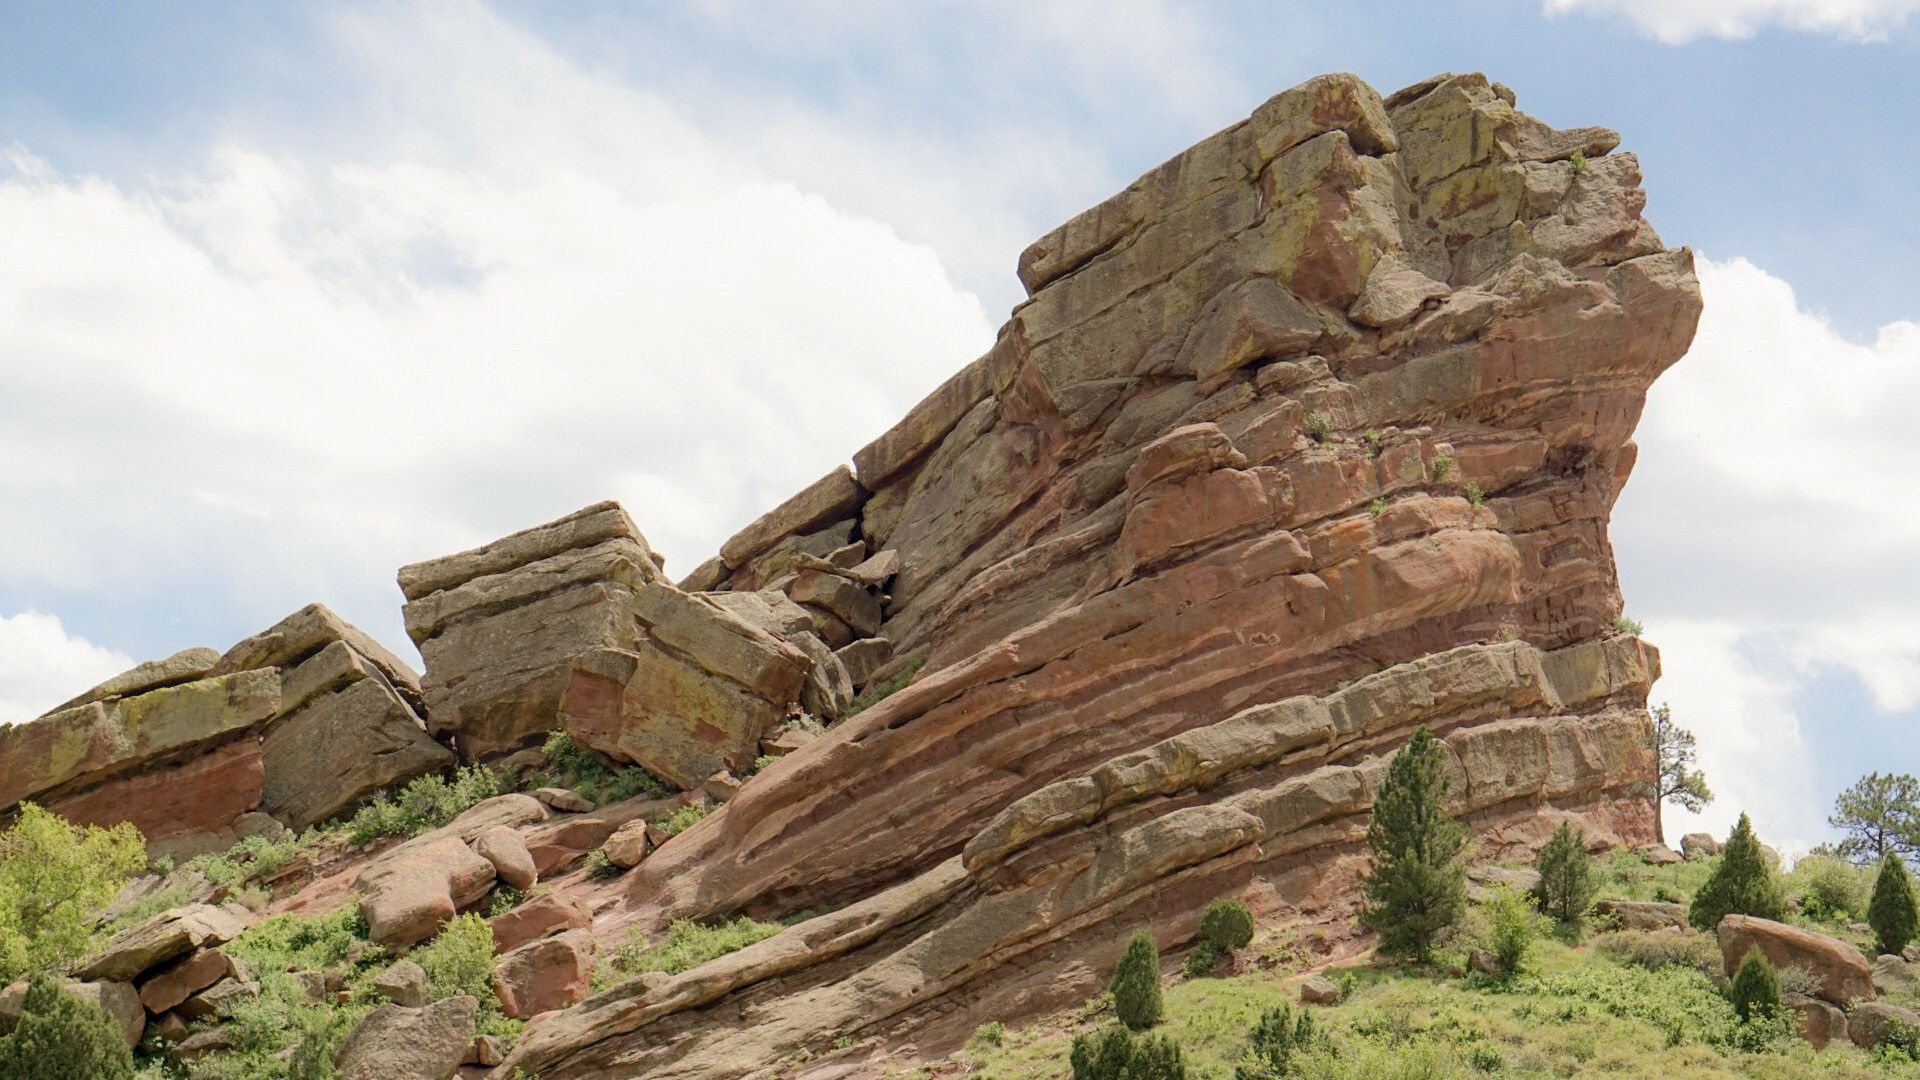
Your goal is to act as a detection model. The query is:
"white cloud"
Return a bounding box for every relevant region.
[0,613,132,725]
[1617,256,1920,852]
[0,0,1000,713]
[1544,0,1920,43]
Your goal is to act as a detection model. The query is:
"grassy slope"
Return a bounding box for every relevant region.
[926,851,1920,1080]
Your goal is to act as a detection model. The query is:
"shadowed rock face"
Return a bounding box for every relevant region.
[493,71,1700,1077]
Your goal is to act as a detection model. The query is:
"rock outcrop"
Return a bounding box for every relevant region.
[494,69,1700,1077]
[0,605,449,854]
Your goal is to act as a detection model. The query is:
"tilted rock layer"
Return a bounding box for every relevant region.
[498,70,1701,1076]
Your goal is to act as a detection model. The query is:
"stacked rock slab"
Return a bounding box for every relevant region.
[622,70,1700,932]
[400,501,815,787]
[0,605,451,854]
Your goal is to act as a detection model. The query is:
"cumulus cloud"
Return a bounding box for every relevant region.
[0,1,999,708]
[0,613,131,724]
[1544,0,1920,43]
[1616,256,1920,851]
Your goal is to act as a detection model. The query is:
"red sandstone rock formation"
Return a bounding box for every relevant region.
[495,69,1701,1077]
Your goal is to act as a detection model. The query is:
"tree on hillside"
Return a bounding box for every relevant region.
[1532,820,1598,924]
[1829,772,1920,865]
[0,804,146,982]
[1688,813,1786,931]
[1650,704,1712,844]
[0,976,134,1079]
[1868,855,1920,956]
[1359,726,1467,961]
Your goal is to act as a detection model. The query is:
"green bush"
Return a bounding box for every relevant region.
[1359,727,1467,960]
[1303,411,1334,443]
[345,765,503,846]
[0,976,134,1079]
[1181,942,1220,979]
[0,803,146,981]
[413,913,496,1002]
[585,848,624,880]
[1110,930,1164,1031]
[1484,885,1538,979]
[1234,1002,1321,1080]
[848,659,924,717]
[650,803,709,838]
[520,731,670,807]
[1791,852,1865,923]
[1870,854,1920,955]
[1687,814,1785,930]
[1532,821,1597,923]
[610,917,781,977]
[1728,948,1779,1022]
[1070,1025,1186,1080]
[1596,929,1721,976]
[1200,898,1256,951]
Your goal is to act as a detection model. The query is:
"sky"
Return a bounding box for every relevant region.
[0,0,1915,856]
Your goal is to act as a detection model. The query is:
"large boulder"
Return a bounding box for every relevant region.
[472,825,537,891]
[1681,832,1720,860]
[1783,993,1848,1049]
[334,995,477,1080]
[487,892,592,954]
[135,947,239,1014]
[1717,915,1875,1006]
[1849,1000,1920,1049]
[74,904,248,983]
[0,978,145,1049]
[357,837,498,949]
[489,929,595,1020]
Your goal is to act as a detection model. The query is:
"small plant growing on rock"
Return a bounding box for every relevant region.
[1368,497,1387,517]
[1570,149,1588,174]
[1463,481,1485,506]
[1533,820,1597,924]
[1688,813,1786,930]
[1234,1002,1322,1080]
[1110,930,1164,1030]
[1429,456,1455,482]
[1870,854,1919,955]
[652,803,709,838]
[1729,948,1780,1022]
[1359,726,1467,961]
[1304,411,1334,443]
[1362,429,1383,458]
[848,659,924,716]
[967,1020,1007,1050]
[1071,1025,1186,1080]
[522,731,670,806]
[0,976,134,1079]
[586,848,624,880]
[1612,614,1645,636]
[346,765,504,846]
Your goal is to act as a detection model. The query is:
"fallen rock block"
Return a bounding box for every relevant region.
[375,959,430,1007]
[1849,1000,1920,1049]
[602,819,652,869]
[491,929,595,1020]
[176,975,259,1021]
[1681,832,1720,860]
[532,787,593,813]
[1784,993,1848,1050]
[136,947,236,1014]
[358,837,498,949]
[1718,915,1874,1006]
[488,892,592,953]
[75,904,248,983]
[335,995,477,1080]
[473,825,537,891]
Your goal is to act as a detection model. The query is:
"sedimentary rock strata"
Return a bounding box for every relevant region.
[0,604,450,854]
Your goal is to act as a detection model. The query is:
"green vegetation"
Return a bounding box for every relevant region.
[1829,772,1920,864]
[518,731,670,807]
[1462,481,1484,507]
[1791,853,1865,923]
[1651,704,1712,844]
[1201,899,1256,951]
[1570,149,1588,174]
[1612,614,1645,635]
[0,803,146,981]
[585,847,624,879]
[848,659,925,717]
[414,913,494,1004]
[1361,429,1382,458]
[1728,949,1780,1022]
[1484,885,1540,979]
[1688,814,1786,930]
[607,916,782,979]
[1533,821,1598,925]
[1111,930,1165,1031]
[1235,1002,1322,1079]
[651,802,709,838]
[1359,727,1466,961]
[0,976,135,1079]
[1871,855,1920,955]
[1071,1025,1187,1080]
[1429,456,1456,482]
[345,764,504,846]
[1368,497,1387,518]
[1303,411,1334,443]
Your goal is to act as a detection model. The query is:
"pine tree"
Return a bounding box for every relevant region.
[1070,1026,1186,1080]
[1110,930,1164,1031]
[1728,948,1781,1022]
[1532,821,1597,923]
[1359,726,1468,960]
[1830,773,1920,864]
[1650,704,1712,844]
[0,977,134,1080]
[1688,813,1786,931]
[1868,855,1920,956]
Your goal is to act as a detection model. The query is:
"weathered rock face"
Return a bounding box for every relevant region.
[0,605,450,854]
[495,70,1699,1077]
[400,502,819,785]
